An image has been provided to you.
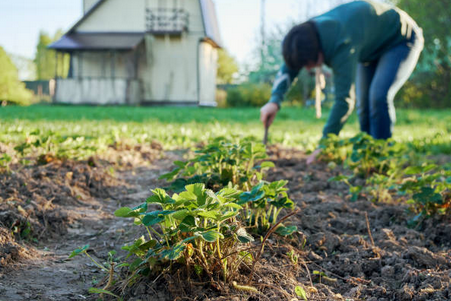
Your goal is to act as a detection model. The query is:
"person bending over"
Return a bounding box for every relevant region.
[260,0,423,161]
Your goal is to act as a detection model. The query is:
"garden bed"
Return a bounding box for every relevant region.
[0,146,450,300]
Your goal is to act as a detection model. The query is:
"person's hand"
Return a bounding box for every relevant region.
[260,102,279,128]
[306,149,321,165]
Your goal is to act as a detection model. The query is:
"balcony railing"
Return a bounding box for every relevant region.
[146,8,189,35]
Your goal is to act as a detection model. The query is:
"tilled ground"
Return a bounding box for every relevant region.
[0,146,450,301]
[266,146,451,301]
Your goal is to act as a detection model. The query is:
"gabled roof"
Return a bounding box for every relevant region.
[200,0,222,48]
[60,0,222,48]
[48,33,144,51]
[68,0,108,34]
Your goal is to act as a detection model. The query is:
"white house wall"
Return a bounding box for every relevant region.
[76,0,204,34]
[55,78,140,105]
[199,41,218,104]
[140,34,199,102]
[83,0,98,14]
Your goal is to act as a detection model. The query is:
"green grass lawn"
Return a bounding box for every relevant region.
[1,105,450,156]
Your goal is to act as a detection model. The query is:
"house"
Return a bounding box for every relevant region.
[49,0,222,106]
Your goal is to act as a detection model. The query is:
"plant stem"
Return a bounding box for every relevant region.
[247,209,300,285]
[274,207,282,225]
[216,222,226,282]
[83,251,109,272]
[101,262,115,295]
[145,226,153,241]
[148,225,163,239]
[197,239,209,273]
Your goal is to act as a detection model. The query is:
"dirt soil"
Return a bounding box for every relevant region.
[0,146,450,301]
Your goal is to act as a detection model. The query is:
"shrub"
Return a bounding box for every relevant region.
[226,83,271,107]
[0,47,34,105]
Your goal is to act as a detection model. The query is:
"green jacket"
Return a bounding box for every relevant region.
[269,0,421,137]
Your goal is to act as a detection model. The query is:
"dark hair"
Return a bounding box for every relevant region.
[282,21,321,71]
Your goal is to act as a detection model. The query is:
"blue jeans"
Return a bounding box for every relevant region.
[356,31,424,139]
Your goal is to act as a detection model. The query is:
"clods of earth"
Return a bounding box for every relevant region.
[0,145,450,300]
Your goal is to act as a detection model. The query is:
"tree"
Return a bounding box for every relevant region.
[391,0,451,108]
[34,29,69,80]
[0,47,33,105]
[9,54,36,81]
[217,49,239,84]
[247,26,285,84]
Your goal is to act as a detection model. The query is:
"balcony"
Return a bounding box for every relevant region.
[146,8,189,35]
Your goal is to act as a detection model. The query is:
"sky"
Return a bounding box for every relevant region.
[0,0,341,78]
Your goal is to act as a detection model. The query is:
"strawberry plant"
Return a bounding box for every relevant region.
[317,134,352,164]
[0,153,12,173]
[14,130,99,163]
[398,164,451,224]
[328,174,363,202]
[115,184,255,283]
[329,172,398,203]
[160,138,295,234]
[160,138,274,192]
[239,180,297,234]
[345,133,410,177]
[114,181,297,285]
[69,246,122,299]
[325,133,421,203]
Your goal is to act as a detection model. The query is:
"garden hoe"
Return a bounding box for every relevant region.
[263,120,269,145]
[263,125,269,145]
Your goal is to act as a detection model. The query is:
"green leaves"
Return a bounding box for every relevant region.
[413,187,443,205]
[142,210,175,226]
[146,188,174,205]
[69,244,89,258]
[275,225,297,236]
[114,207,139,218]
[239,183,265,204]
[114,203,147,218]
[172,209,189,220]
[271,197,295,209]
[328,175,351,182]
[236,228,254,243]
[158,168,181,180]
[253,161,275,170]
[179,215,196,232]
[160,244,186,260]
[199,230,224,242]
[404,166,423,175]
[404,164,437,175]
[122,237,157,258]
[186,183,208,205]
[295,286,308,300]
[267,180,289,193]
[397,165,451,220]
